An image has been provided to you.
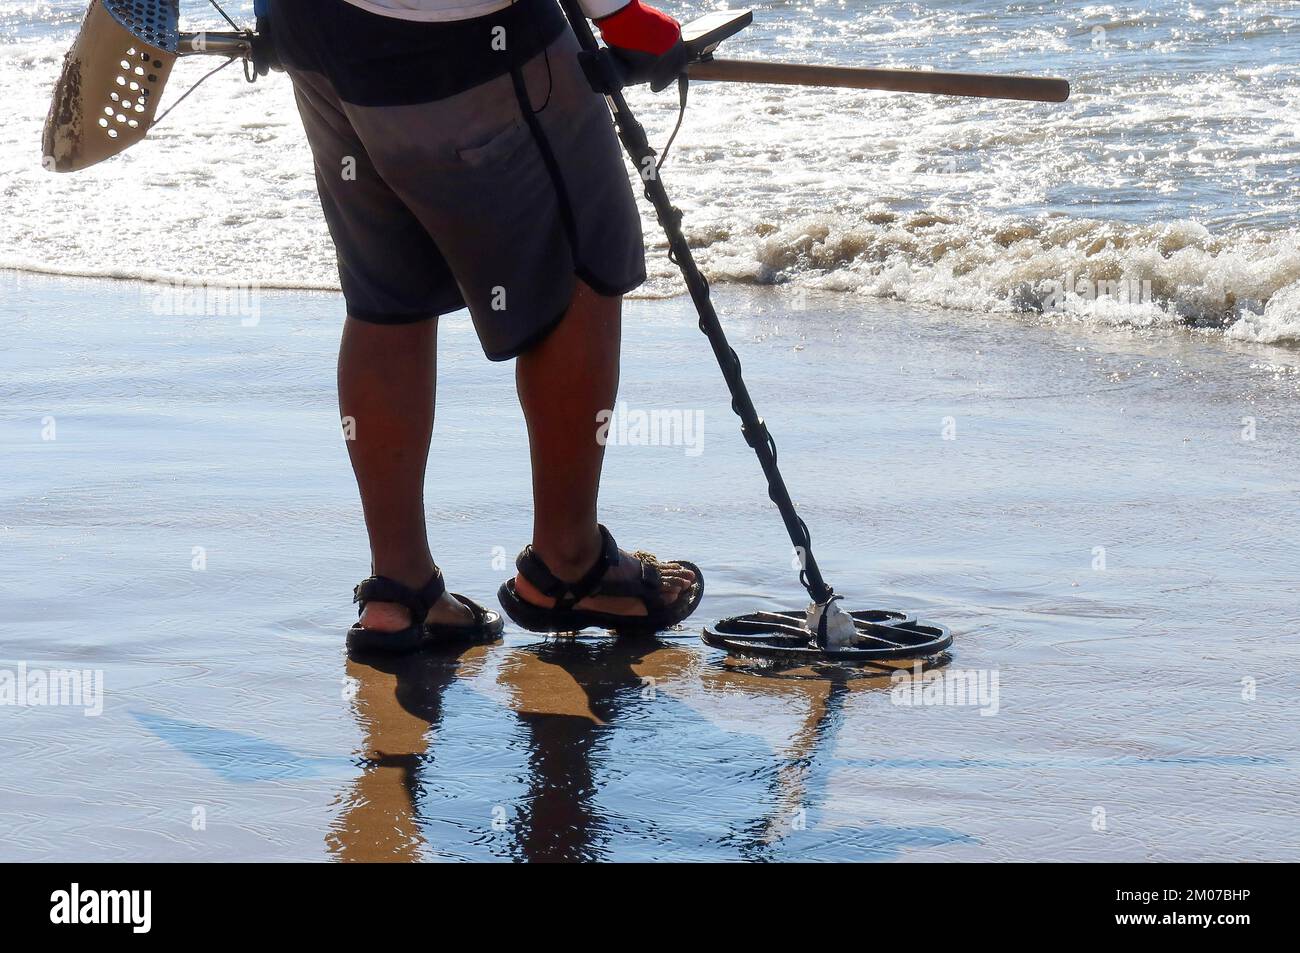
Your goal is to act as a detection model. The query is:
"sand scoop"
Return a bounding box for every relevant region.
[42,0,270,173]
[42,2,1071,663]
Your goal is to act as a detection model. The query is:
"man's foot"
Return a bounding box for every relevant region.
[497,526,705,636]
[358,582,477,633]
[348,568,504,654]
[514,538,697,619]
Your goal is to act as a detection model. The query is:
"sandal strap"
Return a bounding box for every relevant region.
[448,593,488,627]
[353,568,446,623]
[590,550,667,612]
[515,524,619,611]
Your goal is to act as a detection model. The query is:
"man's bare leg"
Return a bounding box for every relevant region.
[338,316,473,632]
[514,279,694,616]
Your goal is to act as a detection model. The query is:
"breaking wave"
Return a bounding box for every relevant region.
[667,212,1300,341]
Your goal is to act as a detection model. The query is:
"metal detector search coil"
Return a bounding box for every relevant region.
[703,610,952,663]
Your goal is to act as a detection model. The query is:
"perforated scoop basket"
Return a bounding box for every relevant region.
[43,0,181,172]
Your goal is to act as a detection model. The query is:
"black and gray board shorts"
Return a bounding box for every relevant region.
[272,0,647,360]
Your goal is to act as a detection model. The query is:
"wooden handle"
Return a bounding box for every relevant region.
[687,58,1071,103]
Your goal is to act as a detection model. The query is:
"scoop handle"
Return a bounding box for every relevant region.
[688,58,1071,103]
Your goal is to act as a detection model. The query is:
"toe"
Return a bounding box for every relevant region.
[426,591,477,627]
[658,561,695,581]
[659,570,693,604]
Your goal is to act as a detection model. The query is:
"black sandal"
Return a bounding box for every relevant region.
[497,525,704,636]
[348,567,504,653]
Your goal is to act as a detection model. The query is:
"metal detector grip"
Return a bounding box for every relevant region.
[578,39,687,91]
[612,41,690,91]
[578,8,751,92]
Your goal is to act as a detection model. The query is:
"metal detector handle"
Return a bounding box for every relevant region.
[558,0,837,604]
[575,7,751,92]
[572,27,687,91]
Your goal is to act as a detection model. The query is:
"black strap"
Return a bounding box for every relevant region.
[509,62,581,262]
[591,551,666,611]
[448,593,488,627]
[353,568,446,622]
[514,525,619,611]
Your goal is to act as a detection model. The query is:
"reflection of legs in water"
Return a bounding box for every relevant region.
[512,708,604,863]
[327,647,491,862]
[331,637,866,860]
[500,640,696,862]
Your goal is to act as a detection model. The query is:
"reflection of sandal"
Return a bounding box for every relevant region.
[497,525,704,636]
[347,568,504,654]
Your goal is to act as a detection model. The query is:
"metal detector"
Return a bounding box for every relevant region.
[554,3,972,663]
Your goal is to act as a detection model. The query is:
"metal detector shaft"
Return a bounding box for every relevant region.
[559,0,834,604]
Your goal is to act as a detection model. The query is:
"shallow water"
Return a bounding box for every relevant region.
[2,1,1298,336]
[2,271,1297,861]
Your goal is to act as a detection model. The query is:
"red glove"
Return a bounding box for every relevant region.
[595,0,682,56]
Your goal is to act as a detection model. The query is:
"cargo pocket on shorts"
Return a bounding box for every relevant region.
[455,118,531,167]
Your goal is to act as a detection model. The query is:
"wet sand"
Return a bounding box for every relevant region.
[1,270,1297,861]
